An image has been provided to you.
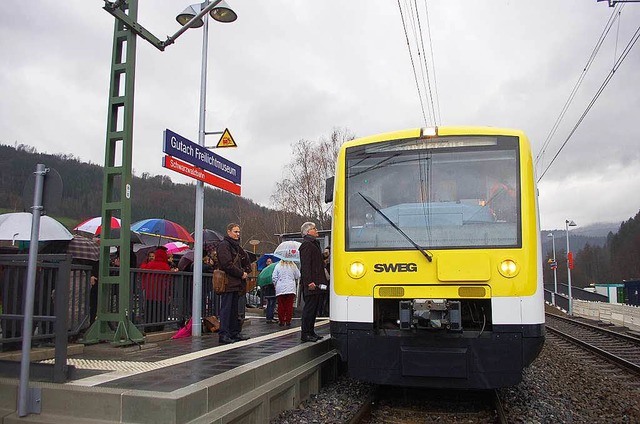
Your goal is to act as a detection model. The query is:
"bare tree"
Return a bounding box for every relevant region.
[271,127,355,230]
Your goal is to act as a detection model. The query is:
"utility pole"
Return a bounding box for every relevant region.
[84,0,223,345]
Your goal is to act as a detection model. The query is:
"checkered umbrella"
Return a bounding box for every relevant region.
[66,235,100,261]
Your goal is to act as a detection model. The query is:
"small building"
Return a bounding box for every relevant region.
[592,283,625,304]
[623,280,640,306]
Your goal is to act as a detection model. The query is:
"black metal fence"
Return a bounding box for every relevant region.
[0,254,73,382]
[0,254,78,346]
[126,269,218,332]
[1,254,219,350]
[544,289,569,311]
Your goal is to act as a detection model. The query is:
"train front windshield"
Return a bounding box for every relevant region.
[345,135,521,250]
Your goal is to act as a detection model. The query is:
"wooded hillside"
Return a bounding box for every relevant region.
[0,144,307,254]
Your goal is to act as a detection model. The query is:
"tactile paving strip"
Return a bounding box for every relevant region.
[39,358,161,372]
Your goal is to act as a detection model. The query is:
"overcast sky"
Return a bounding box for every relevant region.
[1,1,639,231]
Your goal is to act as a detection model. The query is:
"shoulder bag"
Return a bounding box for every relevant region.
[213,269,228,294]
[212,251,240,294]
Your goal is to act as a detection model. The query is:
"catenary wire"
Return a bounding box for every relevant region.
[398,0,430,126]
[414,0,438,125]
[537,21,640,182]
[535,4,624,170]
[408,0,434,124]
[422,0,442,125]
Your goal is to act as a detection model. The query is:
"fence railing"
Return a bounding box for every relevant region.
[126,268,218,332]
[0,254,72,382]
[1,254,220,351]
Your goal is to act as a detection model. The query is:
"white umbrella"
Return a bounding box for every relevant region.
[0,212,73,243]
[73,216,121,236]
[273,240,302,263]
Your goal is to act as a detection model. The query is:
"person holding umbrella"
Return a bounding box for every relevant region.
[216,223,252,344]
[257,258,277,323]
[272,257,300,327]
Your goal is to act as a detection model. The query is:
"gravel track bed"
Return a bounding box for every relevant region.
[271,335,640,423]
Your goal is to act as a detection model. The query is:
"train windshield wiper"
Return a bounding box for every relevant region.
[358,192,433,262]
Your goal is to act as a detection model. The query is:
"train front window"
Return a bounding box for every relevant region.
[345,135,521,250]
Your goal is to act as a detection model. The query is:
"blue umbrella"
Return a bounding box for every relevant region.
[257,254,280,271]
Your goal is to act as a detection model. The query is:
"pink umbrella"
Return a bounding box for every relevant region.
[171,318,192,339]
[74,216,121,236]
[164,241,189,254]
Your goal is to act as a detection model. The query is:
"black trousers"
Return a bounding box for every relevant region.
[301,293,322,337]
[219,291,240,338]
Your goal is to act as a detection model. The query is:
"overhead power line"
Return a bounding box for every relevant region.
[398,0,429,127]
[535,4,624,170]
[397,0,441,127]
[537,20,640,182]
[414,0,439,124]
[422,0,442,124]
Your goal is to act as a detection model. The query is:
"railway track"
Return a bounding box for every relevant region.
[353,386,506,423]
[545,313,640,378]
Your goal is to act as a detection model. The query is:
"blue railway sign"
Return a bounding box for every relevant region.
[163,129,241,185]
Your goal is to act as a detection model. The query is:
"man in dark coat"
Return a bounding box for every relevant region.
[299,222,328,342]
[216,223,252,344]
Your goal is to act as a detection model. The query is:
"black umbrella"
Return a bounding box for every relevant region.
[135,245,158,267]
[98,227,145,244]
[191,229,224,246]
[177,249,195,271]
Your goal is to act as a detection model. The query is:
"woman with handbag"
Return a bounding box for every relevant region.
[216,223,252,344]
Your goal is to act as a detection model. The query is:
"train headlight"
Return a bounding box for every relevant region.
[498,259,519,278]
[348,261,366,279]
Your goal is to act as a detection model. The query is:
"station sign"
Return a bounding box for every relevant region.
[163,129,241,185]
[163,155,241,195]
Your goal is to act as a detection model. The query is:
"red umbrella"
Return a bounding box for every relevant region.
[74,216,121,236]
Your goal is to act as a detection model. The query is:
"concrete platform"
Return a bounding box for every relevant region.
[0,316,336,423]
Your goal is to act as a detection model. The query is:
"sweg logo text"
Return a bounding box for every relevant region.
[373,263,418,273]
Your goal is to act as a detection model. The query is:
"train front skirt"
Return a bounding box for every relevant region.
[331,321,545,389]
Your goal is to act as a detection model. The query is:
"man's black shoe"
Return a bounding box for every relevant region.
[233,334,250,341]
[312,333,324,340]
[219,336,237,344]
[301,335,320,343]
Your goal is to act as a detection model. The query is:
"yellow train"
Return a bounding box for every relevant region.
[326,126,545,389]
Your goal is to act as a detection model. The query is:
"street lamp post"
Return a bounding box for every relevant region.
[547,233,558,305]
[87,0,225,347]
[565,219,577,315]
[176,1,237,336]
